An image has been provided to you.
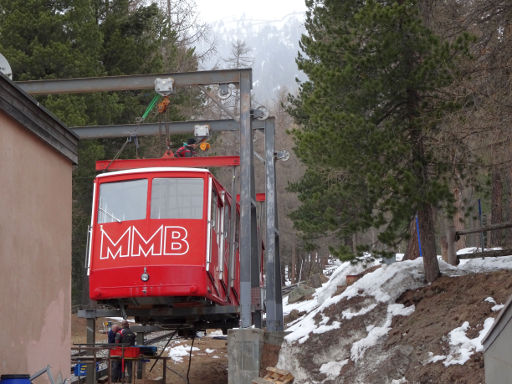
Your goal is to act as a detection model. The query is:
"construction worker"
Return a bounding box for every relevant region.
[175,138,198,157]
[115,320,136,382]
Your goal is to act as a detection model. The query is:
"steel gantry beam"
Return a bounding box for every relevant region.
[16,69,246,95]
[15,69,282,331]
[69,119,268,139]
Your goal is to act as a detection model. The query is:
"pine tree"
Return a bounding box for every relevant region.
[288,0,472,282]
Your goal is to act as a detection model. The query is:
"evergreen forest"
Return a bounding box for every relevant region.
[286,0,512,282]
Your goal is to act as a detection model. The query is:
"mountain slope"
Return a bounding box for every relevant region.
[199,15,306,103]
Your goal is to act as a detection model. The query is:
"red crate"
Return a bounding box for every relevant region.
[110,346,140,358]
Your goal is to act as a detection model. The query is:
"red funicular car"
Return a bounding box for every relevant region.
[87,166,241,330]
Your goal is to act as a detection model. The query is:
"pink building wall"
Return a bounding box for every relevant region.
[0,112,72,380]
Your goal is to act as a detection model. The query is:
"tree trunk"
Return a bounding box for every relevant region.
[404,218,419,260]
[440,234,448,262]
[418,202,440,282]
[291,242,296,284]
[453,186,466,251]
[508,167,512,247]
[491,168,503,246]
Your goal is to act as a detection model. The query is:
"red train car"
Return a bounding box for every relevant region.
[86,167,241,330]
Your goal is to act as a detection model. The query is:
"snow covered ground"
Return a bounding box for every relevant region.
[278,255,512,383]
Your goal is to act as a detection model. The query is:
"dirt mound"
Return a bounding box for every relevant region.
[278,259,512,383]
[386,270,512,384]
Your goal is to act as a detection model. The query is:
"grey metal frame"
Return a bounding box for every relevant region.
[16,69,283,331]
[16,70,245,94]
[265,119,283,331]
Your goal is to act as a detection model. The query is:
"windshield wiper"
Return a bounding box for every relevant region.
[99,207,122,223]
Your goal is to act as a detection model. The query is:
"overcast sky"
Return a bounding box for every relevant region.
[195,0,306,25]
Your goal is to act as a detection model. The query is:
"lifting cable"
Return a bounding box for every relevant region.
[186,334,196,384]
[103,136,137,172]
[104,93,164,172]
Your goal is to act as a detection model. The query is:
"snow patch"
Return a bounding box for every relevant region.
[165,344,199,363]
[342,303,377,320]
[443,318,495,366]
[426,351,446,364]
[351,304,415,361]
[319,360,348,382]
[485,297,505,312]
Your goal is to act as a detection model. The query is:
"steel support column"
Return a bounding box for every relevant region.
[228,167,238,300]
[239,70,254,328]
[136,332,144,379]
[86,318,96,384]
[251,151,262,328]
[265,118,283,331]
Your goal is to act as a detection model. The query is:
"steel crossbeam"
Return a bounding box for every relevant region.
[95,156,241,171]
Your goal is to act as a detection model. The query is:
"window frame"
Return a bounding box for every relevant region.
[149,176,205,220]
[97,178,149,224]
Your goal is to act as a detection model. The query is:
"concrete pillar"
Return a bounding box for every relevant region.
[228,328,264,384]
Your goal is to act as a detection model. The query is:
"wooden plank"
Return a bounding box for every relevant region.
[456,222,512,236]
[458,249,512,259]
[258,367,294,384]
[266,367,291,376]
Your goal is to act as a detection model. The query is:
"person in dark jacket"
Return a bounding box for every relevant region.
[175,137,198,157]
[115,320,136,382]
[115,320,136,345]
